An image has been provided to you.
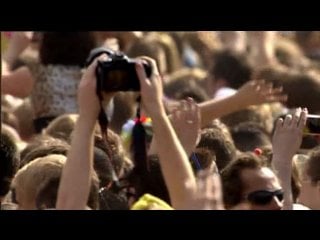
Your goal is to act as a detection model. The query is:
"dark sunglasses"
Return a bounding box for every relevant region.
[247,189,284,205]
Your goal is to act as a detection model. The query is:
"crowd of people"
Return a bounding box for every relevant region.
[1,31,320,210]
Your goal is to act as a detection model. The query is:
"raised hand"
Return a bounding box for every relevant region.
[271,107,308,210]
[186,169,224,210]
[272,108,308,162]
[78,54,115,124]
[170,97,201,156]
[236,80,287,107]
[135,57,165,118]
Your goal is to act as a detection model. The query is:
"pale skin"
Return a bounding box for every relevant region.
[56,55,198,210]
[272,108,308,210]
[149,97,201,157]
[241,167,283,210]
[149,79,287,156]
[56,54,115,210]
[135,57,197,209]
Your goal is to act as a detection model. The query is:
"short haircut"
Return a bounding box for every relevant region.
[221,152,267,208]
[306,146,320,185]
[210,50,253,89]
[0,133,20,197]
[230,121,271,152]
[12,154,99,209]
[197,127,237,171]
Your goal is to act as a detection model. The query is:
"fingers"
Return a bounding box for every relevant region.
[253,80,288,103]
[137,56,160,76]
[276,117,284,130]
[276,108,308,130]
[135,61,149,89]
[81,54,108,86]
[298,108,308,129]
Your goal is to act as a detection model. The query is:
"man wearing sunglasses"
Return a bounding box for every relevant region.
[221,152,284,210]
[222,108,308,210]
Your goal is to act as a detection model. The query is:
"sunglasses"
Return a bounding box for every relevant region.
[246,189,284,205]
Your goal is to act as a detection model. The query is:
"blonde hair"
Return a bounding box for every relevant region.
[12,154,66,208]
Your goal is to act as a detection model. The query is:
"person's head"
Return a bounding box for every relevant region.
[93,129,128,178]
[11,154,99,210]
[299,147,320,209]
[13,98,35,141]
[127,37,168,76]
[221,105,274,135]
[39,32,96,67]
[20,135,70,168]
[221,152,283,210]
[197,127,237,171]
[230,121,272,152]
[189,148,218,175]
[0,133,20,201]
[257,148,302,204]
[164,69,209,103]
[44,114,79,142]
[256,66,320,114]
[208,49,253,95]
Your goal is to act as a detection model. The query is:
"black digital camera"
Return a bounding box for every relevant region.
[86,47,152,92]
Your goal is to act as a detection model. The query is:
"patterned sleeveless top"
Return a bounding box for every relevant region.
[29,64,83,118]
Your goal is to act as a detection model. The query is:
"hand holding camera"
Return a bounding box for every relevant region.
[86,47,152,92]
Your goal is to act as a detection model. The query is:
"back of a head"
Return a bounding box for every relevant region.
[210,49,253,89]
[189,148,217,174]
[20,135,70,168]
[221,105,274,134]
[0,133,20,198]
[257,66,320,114]
[45,114,78,141]
[94,129,127,177]
[165,75,209,103]
[12,154,66,209]
[230,121,271,152]
[40,32,96,67]
[306,146,320,186]
[12,154,100,209]
[197,127,237,171]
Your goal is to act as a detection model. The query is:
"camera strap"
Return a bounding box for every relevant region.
[86,47,122,191]
[131,96,150,175]
[96,86,121,190]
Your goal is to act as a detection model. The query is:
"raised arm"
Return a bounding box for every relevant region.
[199,80,287,127]
[136,58,197,209]
[271,108,308,210]
[56,55,114,209]
[149,97,201,157]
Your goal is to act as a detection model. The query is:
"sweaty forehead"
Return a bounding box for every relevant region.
[240,167,281,194]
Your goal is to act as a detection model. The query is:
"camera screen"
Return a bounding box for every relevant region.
[304,114,320,135]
